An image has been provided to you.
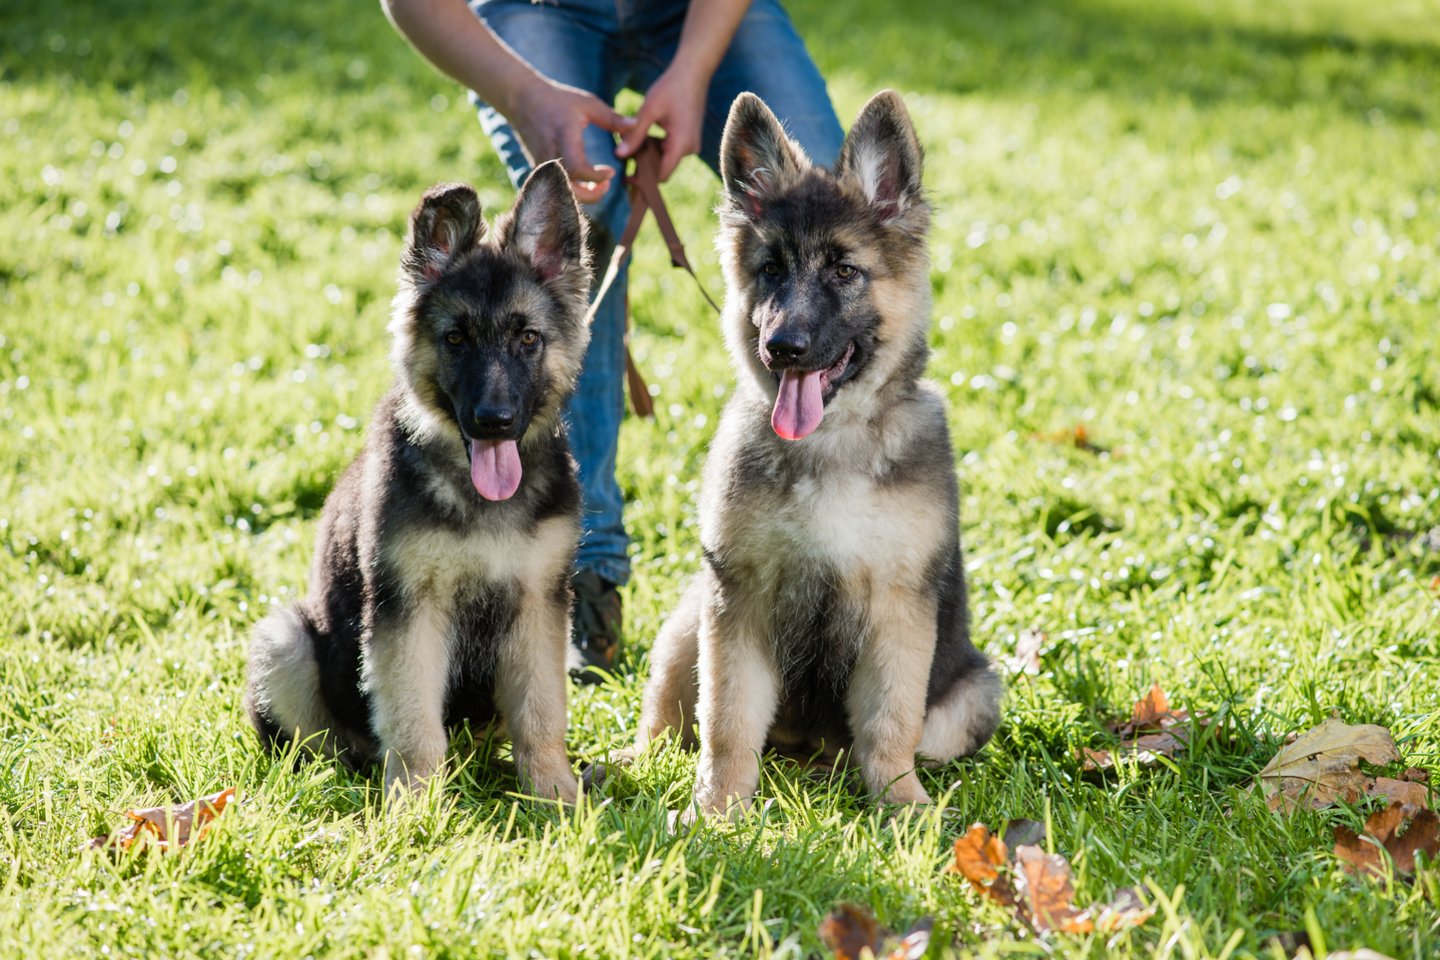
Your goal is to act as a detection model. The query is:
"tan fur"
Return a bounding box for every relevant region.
[844,582,938,803]
[370,514,578,801]
[640,91,1000,817]
[691,600,780,817]
[247,168,591,809]
[495,580,580,803]
[636,582,702,750]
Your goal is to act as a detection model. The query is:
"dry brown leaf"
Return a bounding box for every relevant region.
[1082,684,1204,771]
[1334,802,1440,878]
[1092,887,1157,933]
[948,823,1154,936]
[87,787,236,852]
[1255,719,1400,812]
[1004,629,1045,676]
[1107,684,1193,738]
[1125,684,1172,730]
[818,904,932,960]
[948,823,1015,905]
[1401,767,1430,784]
[1013,844,1093,933]
[1367,776,1429,808]
[1081,732,1187,772]
[1034,424,1112,456]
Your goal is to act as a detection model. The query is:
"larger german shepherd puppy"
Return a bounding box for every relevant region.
[637,91,1001,815]
[246,161,590,803]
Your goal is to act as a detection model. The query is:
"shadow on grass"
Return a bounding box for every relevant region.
[3,0,420,93]
[4,0,1436,129]
[797,0,1437,123]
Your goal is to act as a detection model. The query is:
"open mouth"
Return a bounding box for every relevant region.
[769,340,856,441]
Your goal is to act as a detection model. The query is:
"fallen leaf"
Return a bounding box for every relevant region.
[1123,684,1172,731]
[1002,818,1047,850]
[948,823,1016,905]
[1034,424,1112,456]
[1107,683,1194,738]
[1255,719,1400,812]
[948,823,1154,936]
[87,787,236,852]
[1003,629,1044,676]
[1081,731,1187,772]
[1367,776,1429,808]
[1081,684,1204,771]
[1402,767,1430,783]
[818,904,932,960]
[1334,802,1440,878]
[1092,887,1156,933]
[1013,844,1093,933]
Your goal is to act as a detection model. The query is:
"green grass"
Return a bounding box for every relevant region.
[3,0,1439,955]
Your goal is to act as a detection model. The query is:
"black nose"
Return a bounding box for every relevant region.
[765,329,811,366]
[471,405,516,437]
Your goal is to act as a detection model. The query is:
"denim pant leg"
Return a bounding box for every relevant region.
[469,0,633,587]
[698,0,845,170]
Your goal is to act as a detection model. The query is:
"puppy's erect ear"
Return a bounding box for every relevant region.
[402,183,486,286]
[720,93,808,218]
[837,90,926,232]
[508,159,587,284]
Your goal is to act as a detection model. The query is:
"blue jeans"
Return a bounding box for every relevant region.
[470,0,844,586]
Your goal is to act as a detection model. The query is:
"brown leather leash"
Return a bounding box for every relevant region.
[583,136,722,418]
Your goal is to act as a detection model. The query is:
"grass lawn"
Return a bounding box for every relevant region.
[3,0,1439,955]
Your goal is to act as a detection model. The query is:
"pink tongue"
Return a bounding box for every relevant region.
[469,438,522,501]
[771,368,825,440]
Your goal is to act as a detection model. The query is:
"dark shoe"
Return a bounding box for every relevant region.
[570,569,622,685]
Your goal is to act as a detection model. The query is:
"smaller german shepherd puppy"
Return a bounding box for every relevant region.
[638,91,1001,815]
[246,161,591,802]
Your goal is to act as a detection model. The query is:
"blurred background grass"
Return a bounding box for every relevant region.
[2,0,1438,956]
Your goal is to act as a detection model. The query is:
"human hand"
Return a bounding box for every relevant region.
[509,78,637,203]
[615,63,708,182]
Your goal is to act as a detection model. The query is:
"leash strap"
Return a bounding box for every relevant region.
[583,137,723,418]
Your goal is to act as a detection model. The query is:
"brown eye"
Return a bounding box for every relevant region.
[445,330,464,346]
[519,330,541,348]
[761,261,781,277]
[835,264,859,281]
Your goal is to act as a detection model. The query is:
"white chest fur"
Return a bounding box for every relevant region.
[716,465,947,586]
[385,515,576,605]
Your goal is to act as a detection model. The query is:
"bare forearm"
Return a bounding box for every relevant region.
[380,0,539,116]
[673,0,754,81]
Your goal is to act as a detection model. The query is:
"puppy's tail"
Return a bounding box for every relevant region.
[917,661,1002,764]
[246,605,366,766]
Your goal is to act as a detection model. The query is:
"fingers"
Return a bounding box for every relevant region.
[615,101,657,160]
[584,98,638,136]
[658,133,695,182]
[567,96,633,202]
[559,126,614,203]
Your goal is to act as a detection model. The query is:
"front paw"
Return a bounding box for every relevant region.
[668,793,750,831]
[523,756,580,804]
[874,770,931,806]
[383,757,445,807]
[690,785,752,821]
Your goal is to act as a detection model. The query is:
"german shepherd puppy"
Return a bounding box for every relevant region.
[637,91,1001,815]
[245,161,591,803]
